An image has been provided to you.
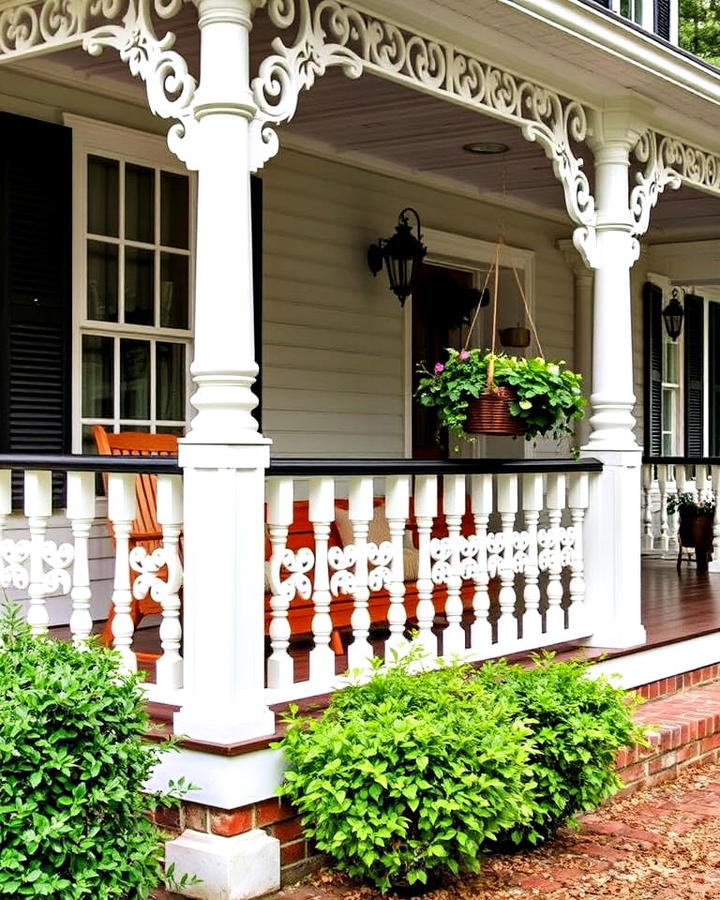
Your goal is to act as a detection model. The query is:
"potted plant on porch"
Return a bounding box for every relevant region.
[667,491,716,574]
[416,348,585,441]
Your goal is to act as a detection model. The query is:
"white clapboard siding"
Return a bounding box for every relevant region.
[263,148,576,458]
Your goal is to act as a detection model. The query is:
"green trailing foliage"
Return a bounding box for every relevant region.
[0,602,195,899]
[475,654,646,848]
[680,1,720,67]
[278,651,643,893]
[415,349,585,442]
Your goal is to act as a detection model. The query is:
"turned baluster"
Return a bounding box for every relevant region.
[658,464,671,553]
[495,474,519,648]
[545,473,566,638]
[568,472,589,634]
[67,472,96,646]
[642,464,655,553]
[469,474,492,656]
[25,471,52,636]
[522,473,543,644]
[347,476,374,671]
[414,474,438,659]
[108,472,138,672]
[309,476,336,685]
[155,474,184,692]
[266,477,295,690]
[442,474,466,658]
[385,474,410,658]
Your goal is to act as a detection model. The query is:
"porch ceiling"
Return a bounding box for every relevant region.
[8,0,720,242]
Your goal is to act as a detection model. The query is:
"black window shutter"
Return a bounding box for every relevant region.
[709,303,720,457]
[0,112,72,505]
[643,282,663,456]
[654,0,671,39]
[684,293,705,458]
[251,174,262,430]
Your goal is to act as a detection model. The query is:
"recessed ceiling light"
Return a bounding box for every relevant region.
[462,141,510,155]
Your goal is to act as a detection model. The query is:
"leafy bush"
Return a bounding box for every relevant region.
[475,655,645,847]
[278,656,537,893]
[0,603,182,899]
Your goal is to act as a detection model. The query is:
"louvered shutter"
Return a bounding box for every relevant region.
[684,293,705,458]
[709,303,720,457]
[0,112,72,504]
[654,0,671,39]
[643,282,663,456]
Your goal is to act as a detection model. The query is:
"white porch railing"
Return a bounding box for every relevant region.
[264,458,601,704]
[0,454,184,705]
[641,458,720,560]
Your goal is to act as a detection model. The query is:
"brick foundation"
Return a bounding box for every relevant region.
[154,675,720,890]
[152,796,321,886]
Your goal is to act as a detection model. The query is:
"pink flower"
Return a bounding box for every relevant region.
[434,362,445,374]
[459,350,470,360]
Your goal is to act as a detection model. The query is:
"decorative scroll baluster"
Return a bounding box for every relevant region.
[309,476,336,685]
[0,470,11,583]
[544,473,566,636]
[642,464,655,552]
[108,473,138,672]
[154,474,184,691]
[469,474,492,655]
[441,474,466,657]
[346,476,374,670]
[266,477,295,690]
[568,473,589,633]
[522,473,543,644]
[25,471,52,635]
[385,474,410,657]
[658,464,671,553]
[495,474,518,647]
[67,472,96,646]
[414,475,438,658]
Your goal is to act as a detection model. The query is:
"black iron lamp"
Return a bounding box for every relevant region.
[662,288,684,342]
[368,207,427,306]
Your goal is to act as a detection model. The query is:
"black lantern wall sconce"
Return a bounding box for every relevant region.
[663,287,684,342]
[368,208,427,306]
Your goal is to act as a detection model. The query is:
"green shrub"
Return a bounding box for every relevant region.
[0,603,182,899]
[475,654,645,847]
[277,655,537,893]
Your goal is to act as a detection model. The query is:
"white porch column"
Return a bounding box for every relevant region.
[174,0,274,743]
[581,107,646,649]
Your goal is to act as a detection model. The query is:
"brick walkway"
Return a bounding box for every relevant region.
[273,761,720,899]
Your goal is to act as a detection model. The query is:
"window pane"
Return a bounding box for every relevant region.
[662,388,674,432]
[125,164,154,243]
[160,253,189,329]
[82,335,113,418]
[87,241,119,321]
[125,247,154,326]
[87,156,119,237]
[157,425,185,436]
[120,339,150,419]
[157,342,185,421]
[663,340,678,384]
[161,172,189,249]
[662,432,673,456]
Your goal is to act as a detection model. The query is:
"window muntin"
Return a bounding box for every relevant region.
[76,128,193,451]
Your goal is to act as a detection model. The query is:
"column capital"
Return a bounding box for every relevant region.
[587,96,656,154]
[194,0,262,29]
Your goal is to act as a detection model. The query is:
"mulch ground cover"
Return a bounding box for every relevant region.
[274,759,720,900]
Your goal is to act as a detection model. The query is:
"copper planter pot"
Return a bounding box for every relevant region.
[464,387,527,437]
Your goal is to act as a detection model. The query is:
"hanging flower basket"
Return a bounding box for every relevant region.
[499,326,531,348]
[464,387,527,436]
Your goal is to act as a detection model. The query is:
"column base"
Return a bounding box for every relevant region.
[165,829,280,900]
[173,704,276,745]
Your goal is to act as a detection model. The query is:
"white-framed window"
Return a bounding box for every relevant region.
[65,116,195,452]
[661,327,681,455]
[620,0,644,25]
